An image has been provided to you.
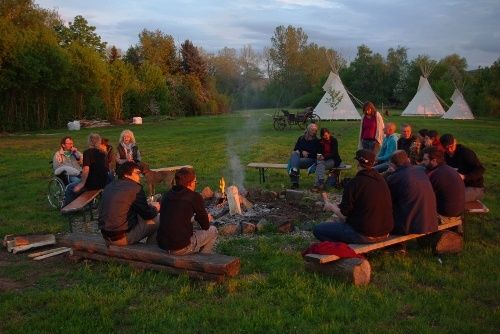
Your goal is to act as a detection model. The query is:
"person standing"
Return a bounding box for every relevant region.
[422,146,465,225]
[386,150,438,235]
[98,161,159,246]
[157,167,218,254]
[288,123,320,189]
[313,149,393,244]
[440,134,485,202]
[358,101,385,154]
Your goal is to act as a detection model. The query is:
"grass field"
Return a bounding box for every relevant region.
[0,109,499,333]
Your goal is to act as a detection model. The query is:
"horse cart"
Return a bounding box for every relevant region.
[273,107,321,131]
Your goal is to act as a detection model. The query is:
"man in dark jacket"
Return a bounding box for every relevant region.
[313,149,394,244]
[98,161,159,246]
[157,167,218,254]
[440,134,485,202]
[288,123,320,189]
[397,124,417,155]
[386,150,438,234]
[423,146,465,225]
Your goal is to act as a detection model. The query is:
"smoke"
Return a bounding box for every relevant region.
[225,111,263,192]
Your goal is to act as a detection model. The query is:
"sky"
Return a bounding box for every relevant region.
[36,0,500,69]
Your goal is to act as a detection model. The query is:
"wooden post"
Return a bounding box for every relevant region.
[433,230,463,254]
[305,258,371,286]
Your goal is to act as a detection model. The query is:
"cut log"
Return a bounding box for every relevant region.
[72,251,225,282]
[5,234,55,252]
[226,185,242,215]
[11,238,56,254]
[58,233,240,277]
[33,247,72,260]
[433,231,463,254]
[305,258,371,286]
[239,195,253,210]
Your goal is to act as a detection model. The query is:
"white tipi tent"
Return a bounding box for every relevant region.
[442,88,474,119]
[401,63,445,117]
[314,52,361,120]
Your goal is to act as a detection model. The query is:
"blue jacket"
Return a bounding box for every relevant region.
[377,133,399,163]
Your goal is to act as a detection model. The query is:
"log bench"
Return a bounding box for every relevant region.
[58,233,240,282]
[304,220,463,286]
[61,189,102,232]
[247,162,351,184]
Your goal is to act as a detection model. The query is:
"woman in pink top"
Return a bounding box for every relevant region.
[358,101,385,154]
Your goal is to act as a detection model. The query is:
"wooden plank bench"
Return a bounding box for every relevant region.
[304,220,463,285]
[58,233,240,282]
[150,165,193,173]
[465,200,489,213]
[247,162,352,184]
[61,189,102,232]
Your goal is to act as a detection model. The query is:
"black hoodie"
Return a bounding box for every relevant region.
[157,185,210,251]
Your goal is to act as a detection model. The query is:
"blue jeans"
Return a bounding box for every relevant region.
[315,159,336,185]
[63,181,84,206]
[373,161,390,173]
[313,217,388,244]
[289,151,315,183]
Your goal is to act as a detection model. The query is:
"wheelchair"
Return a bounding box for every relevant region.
[47,162,72,209]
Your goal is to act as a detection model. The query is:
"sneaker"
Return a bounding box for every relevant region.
[291,183,299,189]
[289,168,299,177]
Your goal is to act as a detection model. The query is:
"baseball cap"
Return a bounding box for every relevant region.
[354,149,376,167]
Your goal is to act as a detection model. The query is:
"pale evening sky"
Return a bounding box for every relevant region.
[36,0,500,69]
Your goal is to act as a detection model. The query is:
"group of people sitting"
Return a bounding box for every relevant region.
[53,130,142,206]
[308,102,485,245]
[53,130,217,255]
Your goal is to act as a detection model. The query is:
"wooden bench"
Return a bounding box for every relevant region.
[247,162,352,184]
[150,165,193,173]
[304,220,463,285]
[61,189,102,232]
[58,233,240,282]
[465,200,489,213]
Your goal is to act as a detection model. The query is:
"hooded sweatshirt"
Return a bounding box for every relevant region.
[157,185,210,251]
[339,168,394,237]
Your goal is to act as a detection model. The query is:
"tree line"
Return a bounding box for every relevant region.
[1,1,498,132]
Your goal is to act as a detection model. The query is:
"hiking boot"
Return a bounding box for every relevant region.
[289,168,299,177]
[291,183,299,189]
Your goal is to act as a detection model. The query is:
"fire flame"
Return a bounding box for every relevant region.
[219,177,225,195]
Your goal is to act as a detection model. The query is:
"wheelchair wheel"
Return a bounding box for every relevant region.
[47,177,65,209]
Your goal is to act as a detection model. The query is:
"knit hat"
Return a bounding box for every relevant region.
[354,149,376,167]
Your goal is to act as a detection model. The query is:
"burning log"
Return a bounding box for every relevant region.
[226,185,242,215]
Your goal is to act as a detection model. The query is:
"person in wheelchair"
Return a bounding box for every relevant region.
[53,136,83,184]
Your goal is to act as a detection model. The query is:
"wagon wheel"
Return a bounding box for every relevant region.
[303,113,321,128]
[47,177,66,209]
[273,117,287,131]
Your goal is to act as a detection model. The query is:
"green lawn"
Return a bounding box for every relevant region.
[0,109,499,333]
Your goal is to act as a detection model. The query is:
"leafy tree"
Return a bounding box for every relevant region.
[107,45,120,63]
[55,15,107,57]
[138,29,178,76]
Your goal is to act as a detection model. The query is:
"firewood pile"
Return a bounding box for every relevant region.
[79,119,112,128]
[3,234,72,260]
